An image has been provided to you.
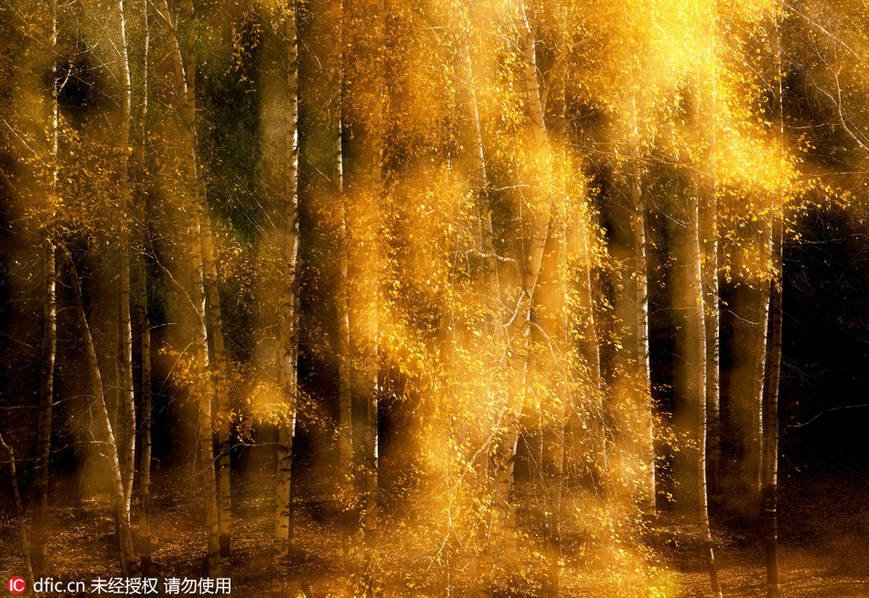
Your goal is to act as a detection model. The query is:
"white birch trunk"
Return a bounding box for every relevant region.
[136,0,153,569]
[117,0,136,525]
[630,102,656,511]
[690,193,722,598]
[158,0,223,571]
[1,432,35,591]
[61,247,136,575]
[31,1,60,572]
[492,1,551,553]
[263,2,300,590]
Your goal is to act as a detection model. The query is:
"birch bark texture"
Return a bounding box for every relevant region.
[688,194,722,598]
[116,0,137,525]
[0,432,34,590]
[31,0,60,574]
[259,0,300,587]
[158,0,223,572]
[629,101,656,512]
[761,11,787,594]
[61,247,136,575]
[135,0,153,569]
[492,1,553,554]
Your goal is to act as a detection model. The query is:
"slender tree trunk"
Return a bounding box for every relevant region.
[265,2,300,592]
[492,0,551,556]
[354,259,380,533]
[337,252,352,471]
[159,0,222,572]
[455,10,499,525]
[31,0,59,573]
[761,14,786,594]
[117,0,136,525]
[702,177,721,504]
[689,194,722,598]
[564,198,605,495]
[698,69,722,504]
[1,432,35,592]
[117,227,136,532]
[556,209,606,582]
[337,246,353,477]
[136,0,153,570]
[692,58,722,594]
[459,8,499,296]
[343,0,385,532]
[335,0,353,485]
[190,217,222,574]
[171,0,231,552]
[750,247,770,515]
[761,215,783,598]
[577,218,603,406]
[31,239,55,574]
[521,5,545,142]
[201,217,232,557]
[136,265,152,569]
[630,102,656,511]
[580,216,605,476]
[61,247,136,575]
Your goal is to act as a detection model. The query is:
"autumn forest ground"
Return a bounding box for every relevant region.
[1,457,867,597]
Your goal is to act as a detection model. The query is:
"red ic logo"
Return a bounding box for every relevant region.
[8,577,25,594]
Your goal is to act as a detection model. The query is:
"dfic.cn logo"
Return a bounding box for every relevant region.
[7,577,25,595]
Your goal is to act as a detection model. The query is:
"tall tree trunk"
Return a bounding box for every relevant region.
[159,0,223,572]
[577,216,603,408]
[201,217,232,557]
[172,0,231,553]
[343,0,385,532]
[1,432,35,591]
[689,194,722,598]
[336,0,353,486]
[263,2,300,592]
[459,6,499,296]
[455,8,499,524]
[492,0,551,558]
[761,215,783,598]
[749,246,770,515]
[136,0,153,570]
[699,65,722,503]
[742,230,772,522]
[136,264,152,569]
[578,214,605,473]
[31,0,59,573]
[630,102,656,512]
[190,218,222,574]
[117,0,136,525]
[61,247,136,575]
[31,239,55,574]
[761,13,786,594]
[702,181,721,504]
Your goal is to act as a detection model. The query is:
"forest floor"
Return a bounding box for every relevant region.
[665,471,869,597]
[1,465,867,597]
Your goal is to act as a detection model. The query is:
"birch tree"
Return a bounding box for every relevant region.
[157,0,223,571]
[0,432,34,591]
[258,0,300,588]
[629,101,656,511]
[116,0,136,526]
[343,0,387,529]
[135,0,153,568]
[688,185,722,597]
[760,9,787,595]
[30,0,59,575]
[61,246,136,574]
[492,0,552,533]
